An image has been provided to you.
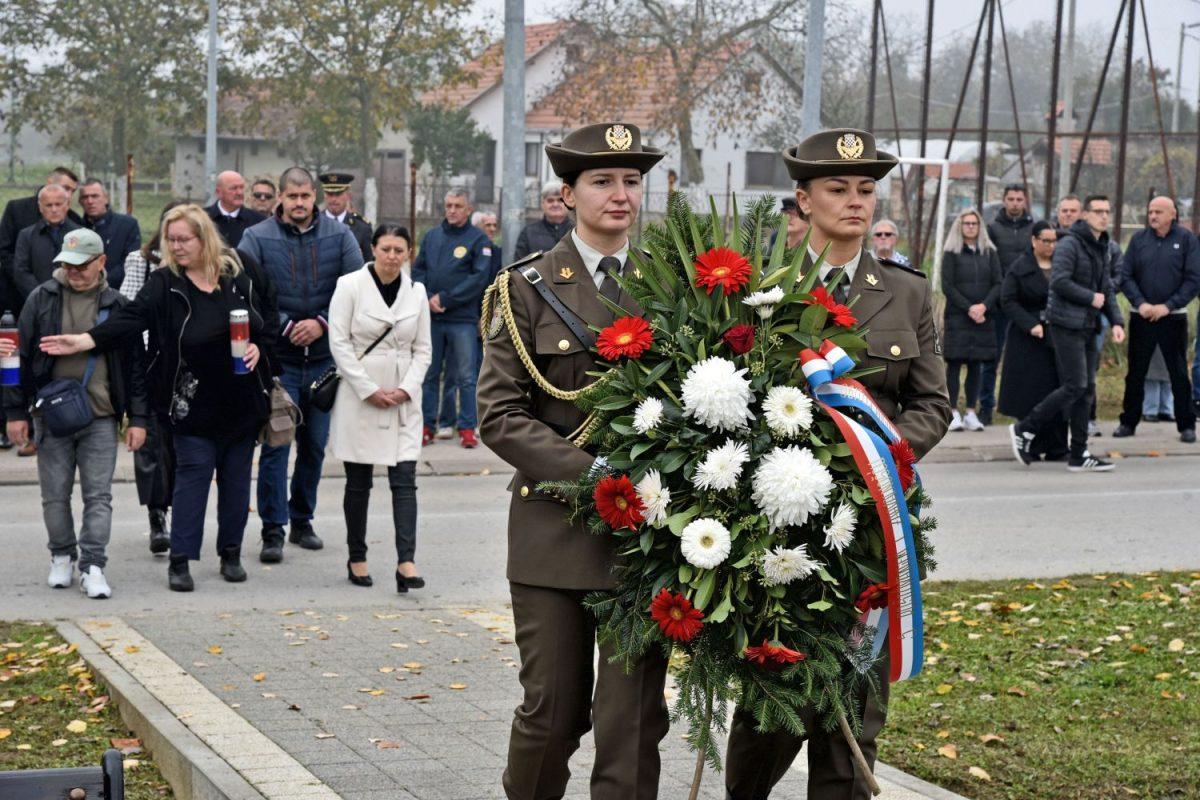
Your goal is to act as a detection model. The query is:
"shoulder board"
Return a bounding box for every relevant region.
[499,251,544,274]
[878,257,926,278]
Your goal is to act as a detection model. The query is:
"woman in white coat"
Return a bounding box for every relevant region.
[328,225,432,592]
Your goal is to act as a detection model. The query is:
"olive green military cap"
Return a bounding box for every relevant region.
[545,122,665,177]
[782,128,898,181]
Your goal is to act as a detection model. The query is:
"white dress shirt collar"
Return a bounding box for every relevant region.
[809,245,864,284]
[217,202,239,219]
[324,209,347,224]
[571,230,629,289]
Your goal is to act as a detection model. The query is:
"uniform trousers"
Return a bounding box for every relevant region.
[725,656,890,800]
[504,582,670,800]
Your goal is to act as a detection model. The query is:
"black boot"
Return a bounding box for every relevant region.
[288,519,324,550]
[168,556,193,592]
[220,548,247,583]
[148,508,170,555]
[260,525,285,563]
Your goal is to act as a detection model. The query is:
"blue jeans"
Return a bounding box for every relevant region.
[422,321,478,429]
[436,337,484,428]
[37,416,118,571]
[257,358,332,527]
[1143,380,1173,416]
[978,312,1008,415]
[172,433,256,560]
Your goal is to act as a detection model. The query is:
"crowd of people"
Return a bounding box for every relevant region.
[0,165,578,600]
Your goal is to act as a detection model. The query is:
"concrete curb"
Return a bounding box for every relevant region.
[56,621,265,800]
[876,762,975,800]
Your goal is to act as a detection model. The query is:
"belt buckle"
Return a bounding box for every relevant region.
[521,266,543,285]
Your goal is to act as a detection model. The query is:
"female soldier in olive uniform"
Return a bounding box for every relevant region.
[724,129,952,799]
[477,122,669,799]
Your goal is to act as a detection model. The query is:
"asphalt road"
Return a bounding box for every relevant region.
[1,456,1197,620]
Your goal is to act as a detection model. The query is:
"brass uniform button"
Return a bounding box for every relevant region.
[558,339,570,351]
[520,486,530,498]
[890,344,902,356]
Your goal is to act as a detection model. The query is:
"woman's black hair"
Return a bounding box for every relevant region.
[1030,220,1054,239]
[144,199,188,264]
[372,224,412,250]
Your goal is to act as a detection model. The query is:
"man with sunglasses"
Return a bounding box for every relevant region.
[869,218,910,266]
[248,179,278,215]
[512,180,574,260]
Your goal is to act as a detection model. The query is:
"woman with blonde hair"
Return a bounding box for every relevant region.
[41,203,280,592]
[941,207,1002,431]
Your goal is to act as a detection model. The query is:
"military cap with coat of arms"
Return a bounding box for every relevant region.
[318,172,355,194]
[544,122,665,177]
[782,128,898,181]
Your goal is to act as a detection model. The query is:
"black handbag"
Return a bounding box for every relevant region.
[310,325,393,413]
[36,308,109,437]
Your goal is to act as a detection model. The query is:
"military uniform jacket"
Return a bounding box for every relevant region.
[344,212,374,262]
[810,250,952,459]
[477,236,639,591]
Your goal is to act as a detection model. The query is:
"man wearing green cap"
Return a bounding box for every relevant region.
[478,121,669,799]
[3,228,148,599]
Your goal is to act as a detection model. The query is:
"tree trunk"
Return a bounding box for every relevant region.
[358,86,375,197]
[677,114,705,185]
[111,113,127,184]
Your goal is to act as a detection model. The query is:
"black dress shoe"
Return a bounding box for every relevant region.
[0,432,12,450]
[220,550,247,583]
[403,574,425,589]
[1112,424,1136,438]
[168,556,194,592]
[288,519,324,550]
[260,525,285,563]
[148,509,170,555]
[1182,429,1197,444]
[347,561,373,587]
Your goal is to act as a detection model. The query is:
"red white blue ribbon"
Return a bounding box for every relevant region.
[799,341,924,682]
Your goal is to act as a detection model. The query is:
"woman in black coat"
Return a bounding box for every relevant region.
[941,208,1002,431]
[999,221,1068,459]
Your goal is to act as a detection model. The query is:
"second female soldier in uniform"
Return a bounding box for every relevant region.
[724,129,952,799]
[477,123,669,799]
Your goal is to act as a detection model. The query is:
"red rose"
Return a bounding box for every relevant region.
[855,582,890,613]
[805,286,858,329]
[596,317,653,361]
[889,439,917,491]
[694,247,751,295]
[721,324,756,355]
[593,475,645,530]
[744,639,807,669]
[649,589,704,642]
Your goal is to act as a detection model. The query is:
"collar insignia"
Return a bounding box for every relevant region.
[605,125,633,152]
[835,133,864,160]
[559,267,575,280]
[865,273,878,286]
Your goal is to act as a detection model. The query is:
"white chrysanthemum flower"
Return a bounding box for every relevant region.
[751,445,834,530]
[692,440,750,491]
[759,544,819,586]
[823,502,857,552]
[742,286,786,318]
[680,356,755,432]
[635,469,671,525]
[762,385,814,438]
[680,517,732,569]
[632,396,665,434]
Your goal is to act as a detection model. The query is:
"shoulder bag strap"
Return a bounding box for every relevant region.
[358,325,394,361]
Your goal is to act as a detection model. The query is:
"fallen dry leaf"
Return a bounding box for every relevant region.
[253,673,266,682]
[1006,686,1027,697]
[0,729,10,740]
[378,667,395,674]
[937,743,958,760]
[16,744,32,751]
[1168,639,1185,652]
[404,693,431,701]
[1154,672,1173,681]
[314,733,336,739]
[449,683,467,690]
[66,720,87,734]
[124,645,140,654]
[123,759,140,770]
[935,683,954,695]
[936,730,950,739]
[402,662,423,670]
[372,739,402,749]
[979,734,1005,745]
[389,643,408,649]
[51,738,68,746]
[206,645,223,655]
[968,766,992,781]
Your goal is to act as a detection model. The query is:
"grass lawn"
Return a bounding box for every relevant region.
[0,622,173,799]
[880,571,1199,799]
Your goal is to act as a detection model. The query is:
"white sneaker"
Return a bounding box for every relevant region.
[48,555,73,588]
[79,565,112,599]
[948,410,964,432]
[963,410,985,431]
[435,426,454,440]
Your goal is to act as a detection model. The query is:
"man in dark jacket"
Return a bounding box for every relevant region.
[3,228,147,599]
[78,180,140,291]
[12,184,84,307]
[318,172,373,261]
[981,184,1034,424]
[0,167,82,307]
[513,180,573,261]
[238,166,363,561]
[1011,195,1126,471]
[1112,197,1199,442]
[205,171,266,248]
[412,187,492,448]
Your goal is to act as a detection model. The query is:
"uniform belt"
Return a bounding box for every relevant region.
[520,266,596,349]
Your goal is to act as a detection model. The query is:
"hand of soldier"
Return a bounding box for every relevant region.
[1091,292,1106,309]
[125,426,147,452]
[289,320,325,346]
[1111,325,1125,344]
[366,389,398,409]
[1030,324,1044,339]
[429,294,446,314]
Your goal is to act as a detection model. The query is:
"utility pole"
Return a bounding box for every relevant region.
[1058,0,1076,199]
[1173,23,1200,133]
[501,0,526,254]
[976,0,995,210]
[204,0,218,200]
[801,0,826,137]
[1113,0,1136,243]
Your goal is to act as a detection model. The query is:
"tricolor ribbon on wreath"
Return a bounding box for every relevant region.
[799,339,924,682]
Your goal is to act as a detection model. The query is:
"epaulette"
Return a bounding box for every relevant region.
[878,257,926,278]
[499,251,544,273]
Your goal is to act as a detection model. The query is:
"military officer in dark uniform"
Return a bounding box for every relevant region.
[319,172,373,261]
[724,129,952,799]
[477,122,669,799]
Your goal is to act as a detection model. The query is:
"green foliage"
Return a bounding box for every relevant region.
[407,103,490,181]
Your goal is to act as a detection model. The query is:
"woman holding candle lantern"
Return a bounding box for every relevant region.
[39,204,280,592]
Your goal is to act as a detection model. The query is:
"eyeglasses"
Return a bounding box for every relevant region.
[62,256,100,271]
[872,231,896,238]
[252,192,275,200]
[166,235,198,247]
[961,221,979,227]
[1035,237,1058,244]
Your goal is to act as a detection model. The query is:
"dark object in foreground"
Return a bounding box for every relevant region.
[0,747,125,800]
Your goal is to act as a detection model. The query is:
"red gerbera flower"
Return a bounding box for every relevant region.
[694,247,751,295]
[649,589,704,642]
[593,475,645,530]
[855,582,890,613]
[805,286,858,328]
[889,438,917,491]
[595,317,654,361]
[744,639,808,670]
[721,323,756,355]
